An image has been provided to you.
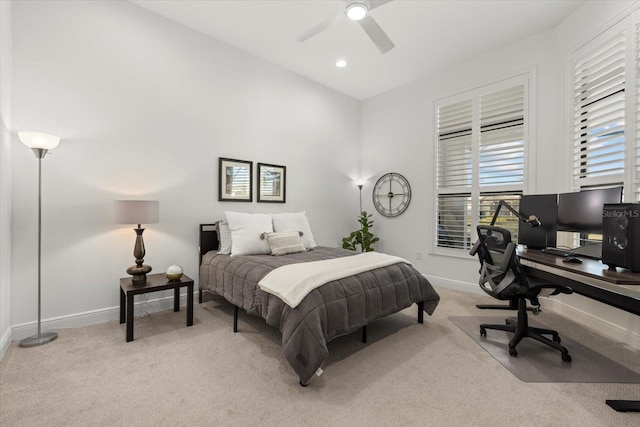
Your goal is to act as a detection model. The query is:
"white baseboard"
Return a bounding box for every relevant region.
[9,292,194,342]
[0,326,12,361]
[424,274,484,295]
[539,297,640,351]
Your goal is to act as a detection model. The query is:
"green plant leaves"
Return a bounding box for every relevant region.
[342,211,379,252]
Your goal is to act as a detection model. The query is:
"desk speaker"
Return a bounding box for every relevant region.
[602,203,640,272]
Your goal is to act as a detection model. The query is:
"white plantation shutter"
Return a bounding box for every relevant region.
[437,195,471,249]
[437,100,473,190]
[436,99,473,249]
[565,13,640,250]
[436,76,527,251]
[479,86,525,187]
[572,28,626,187]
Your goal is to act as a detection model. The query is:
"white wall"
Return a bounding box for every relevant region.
[9,0,361,331]
[360,28,564,285]
[0,0,13,356]
[7,0,640,347]
[360,0,640,343]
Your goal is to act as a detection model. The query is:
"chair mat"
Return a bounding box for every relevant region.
[449,315,640,383]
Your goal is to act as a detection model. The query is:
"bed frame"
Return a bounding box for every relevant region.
[197,223,424,343]
[198,223,245,333]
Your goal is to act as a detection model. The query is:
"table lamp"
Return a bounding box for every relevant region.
[114,200,159,284]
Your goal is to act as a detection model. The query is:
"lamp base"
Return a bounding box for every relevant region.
[127,264,152,285]
[19,331,58,348]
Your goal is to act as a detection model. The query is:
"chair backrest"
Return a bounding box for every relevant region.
[470,225,527,299]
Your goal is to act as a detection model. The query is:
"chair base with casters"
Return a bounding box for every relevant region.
[479,298,572,362]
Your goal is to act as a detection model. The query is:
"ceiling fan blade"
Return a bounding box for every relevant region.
[297,13,342,42]
[359,15,395,54]
[369,0,394,11]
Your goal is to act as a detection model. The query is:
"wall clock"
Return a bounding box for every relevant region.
[372,172,412,217]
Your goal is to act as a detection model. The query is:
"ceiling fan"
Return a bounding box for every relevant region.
[297,0,395,54]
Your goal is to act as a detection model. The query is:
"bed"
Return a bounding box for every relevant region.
[198,220,440,385]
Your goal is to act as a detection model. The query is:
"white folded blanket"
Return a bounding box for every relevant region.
[258,251,410,308]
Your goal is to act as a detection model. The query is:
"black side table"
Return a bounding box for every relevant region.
[119,273,194,342]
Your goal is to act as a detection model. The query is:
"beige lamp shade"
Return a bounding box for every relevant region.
[114,200,159,225]
[18,132,60,151]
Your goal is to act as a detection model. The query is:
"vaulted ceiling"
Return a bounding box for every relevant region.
[130,0,585,100]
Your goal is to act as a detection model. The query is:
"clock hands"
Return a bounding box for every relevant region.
[375,192,407,198]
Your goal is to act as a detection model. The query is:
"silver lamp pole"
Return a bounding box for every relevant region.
[18,132,59,348]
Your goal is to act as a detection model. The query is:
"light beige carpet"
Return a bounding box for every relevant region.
[450,315,640,383]
[1,287,639,427]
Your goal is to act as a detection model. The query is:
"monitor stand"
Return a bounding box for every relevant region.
[571,242,602,260]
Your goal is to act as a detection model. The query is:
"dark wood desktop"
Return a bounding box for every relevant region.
[518,248,640,316]
[517,248,640,413]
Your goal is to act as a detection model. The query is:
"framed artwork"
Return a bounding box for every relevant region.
[257,163,286,203]
[218,157,253,202]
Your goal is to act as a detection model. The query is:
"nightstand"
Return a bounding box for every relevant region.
[119,273,194,342]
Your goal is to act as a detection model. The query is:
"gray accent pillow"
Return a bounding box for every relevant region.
[265,231,307,256]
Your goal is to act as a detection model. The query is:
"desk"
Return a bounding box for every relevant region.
[518,249,640,316]
[518,248,640,412]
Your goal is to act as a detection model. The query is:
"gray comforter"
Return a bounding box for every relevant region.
[199,247,440,384]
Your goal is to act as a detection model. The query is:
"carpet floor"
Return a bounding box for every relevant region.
[1,287,639,427]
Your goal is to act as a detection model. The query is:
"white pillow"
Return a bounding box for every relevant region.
[272,212,317,249]
[225,212,273,256]
[265,232,307,256]
[216,220,232,255]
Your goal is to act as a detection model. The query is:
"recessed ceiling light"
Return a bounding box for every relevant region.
[336,59,347,68]
[346,3,368,21]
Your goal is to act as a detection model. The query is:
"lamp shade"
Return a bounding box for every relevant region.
[18,132,60,151]
[114,200,159,225]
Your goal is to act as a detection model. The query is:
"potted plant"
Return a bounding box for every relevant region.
[342,211,380,252]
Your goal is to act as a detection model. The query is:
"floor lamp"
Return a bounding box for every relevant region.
[18,131,60,348]
[357,180,366,214]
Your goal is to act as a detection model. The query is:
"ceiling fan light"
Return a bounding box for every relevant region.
[346,3,368,21]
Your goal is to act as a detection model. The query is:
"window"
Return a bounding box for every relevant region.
[571,24,626,189]
[436,76,528,251]
[567,12,640,248]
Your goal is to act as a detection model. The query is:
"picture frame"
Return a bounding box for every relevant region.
[257,163,286,203]
[218,157,253,202]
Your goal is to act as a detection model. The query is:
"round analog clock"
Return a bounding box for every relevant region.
[372,172,412,217]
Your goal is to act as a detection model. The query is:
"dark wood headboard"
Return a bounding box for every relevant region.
[199,223,219,264]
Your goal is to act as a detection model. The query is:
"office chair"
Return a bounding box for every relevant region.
[470,225,573,362]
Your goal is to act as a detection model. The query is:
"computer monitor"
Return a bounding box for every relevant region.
[518,194,557,249]
[556,187,623,234]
